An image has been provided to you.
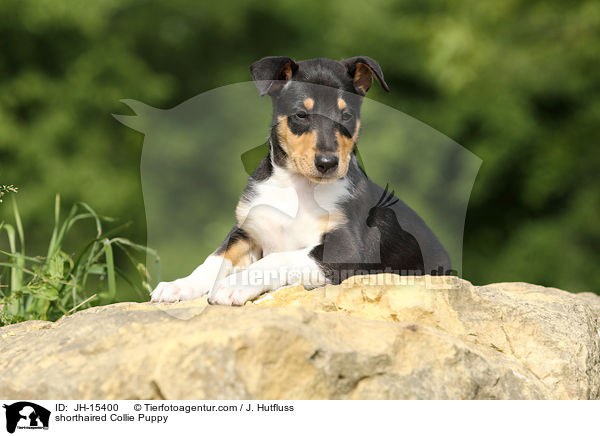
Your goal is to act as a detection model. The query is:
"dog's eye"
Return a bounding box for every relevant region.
[342,111,352,121]
[296,111,308,119]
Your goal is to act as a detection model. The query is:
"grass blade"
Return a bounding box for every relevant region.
[102,238,117,299]
[46,194,60,260]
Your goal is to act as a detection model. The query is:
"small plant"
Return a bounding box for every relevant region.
[0,194,159,326]
[0,185,18,203]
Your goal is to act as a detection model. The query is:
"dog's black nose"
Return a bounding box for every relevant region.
[315,154,339,174]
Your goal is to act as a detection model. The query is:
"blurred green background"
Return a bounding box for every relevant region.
[1,0,599,298]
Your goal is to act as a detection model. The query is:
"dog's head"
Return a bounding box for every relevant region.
[251,56,389,182]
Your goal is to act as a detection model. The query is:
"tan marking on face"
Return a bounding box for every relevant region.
[334,119,361,179]
[222,237,260,268]
[337,98,347,111]
[303,98,314,111]
[276,115,318,177]
[276,115,361,182]
[318,211,348,233]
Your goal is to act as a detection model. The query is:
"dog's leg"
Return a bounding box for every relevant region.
[150,227,260,302]
[207,247,328,306]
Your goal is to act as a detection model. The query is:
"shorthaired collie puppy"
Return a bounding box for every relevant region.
[151,56,450,305]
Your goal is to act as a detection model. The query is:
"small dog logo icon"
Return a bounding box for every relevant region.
[2,402,50,433]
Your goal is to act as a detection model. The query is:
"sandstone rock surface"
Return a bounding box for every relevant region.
[1,275,598,399]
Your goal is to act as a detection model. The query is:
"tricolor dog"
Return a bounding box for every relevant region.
[150,56,451,305]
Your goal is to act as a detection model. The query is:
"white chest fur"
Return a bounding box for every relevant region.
[236,166,350,256]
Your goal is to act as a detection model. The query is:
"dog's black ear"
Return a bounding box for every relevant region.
[250,56,298,96]
[340,56,390,95]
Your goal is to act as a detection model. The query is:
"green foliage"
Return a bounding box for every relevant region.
[0,195,158,326]
[1,0,599,293]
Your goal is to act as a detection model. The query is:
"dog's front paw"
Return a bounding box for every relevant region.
[207,277,263,306]
[150,278,208,302]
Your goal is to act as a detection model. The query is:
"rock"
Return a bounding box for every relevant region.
[0,275,598,399]
[575,292,600,316]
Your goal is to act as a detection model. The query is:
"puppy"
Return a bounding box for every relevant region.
[151,56,451,305]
